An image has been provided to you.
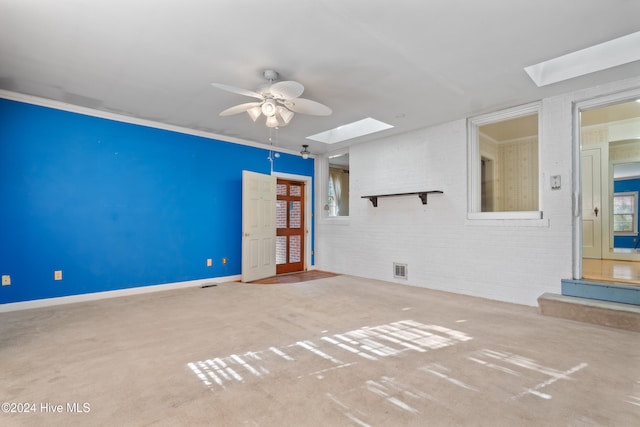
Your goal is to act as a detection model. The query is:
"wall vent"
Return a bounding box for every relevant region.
[393,263,408,279]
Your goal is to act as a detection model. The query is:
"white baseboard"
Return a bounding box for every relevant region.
[0,275,241,313]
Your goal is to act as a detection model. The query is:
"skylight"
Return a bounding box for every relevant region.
[307,117,393,144]
[524,31,640,87]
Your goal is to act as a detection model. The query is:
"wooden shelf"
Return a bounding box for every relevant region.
[361,191,443,207]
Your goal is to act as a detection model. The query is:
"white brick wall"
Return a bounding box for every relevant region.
[315,76,640,306]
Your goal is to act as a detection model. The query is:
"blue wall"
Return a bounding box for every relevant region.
[613,178,640,248]
[0,98,314,304]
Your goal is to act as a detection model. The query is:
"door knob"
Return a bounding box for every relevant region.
[594,207,599,217]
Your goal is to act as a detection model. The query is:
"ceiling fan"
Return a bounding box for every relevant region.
[211,69,332,128]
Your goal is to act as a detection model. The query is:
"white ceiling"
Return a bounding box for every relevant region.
[1,0,640,154]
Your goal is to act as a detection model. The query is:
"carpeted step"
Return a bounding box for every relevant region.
[538,292,640,332]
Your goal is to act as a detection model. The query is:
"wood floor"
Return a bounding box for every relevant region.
[582,258,640,285]
[248,270,338,284]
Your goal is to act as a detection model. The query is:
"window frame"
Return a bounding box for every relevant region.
[318,148,350,224]
[467,102,543,221]
[612,191,639,236]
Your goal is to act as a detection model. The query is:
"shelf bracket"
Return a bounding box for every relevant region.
[418,192,429,205]
[365,196,379,207]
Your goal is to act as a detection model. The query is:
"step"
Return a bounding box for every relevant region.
[538,292,640,332]
[561,279,640,305]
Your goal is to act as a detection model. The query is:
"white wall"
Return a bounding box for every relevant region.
[315,76,640,306]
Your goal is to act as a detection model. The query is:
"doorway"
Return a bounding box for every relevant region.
[578,95,640,284]
[241,171,276,283]
[276,179,305,274]
[481,157,495,212]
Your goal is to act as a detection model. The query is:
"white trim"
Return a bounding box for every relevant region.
[0,275,241,313]
[0,89,308,158]
[576,87,640,113]
[272,171,314,270]
[614,175,640,181]
[467,102,542,218]
[470,102,541,126]
[467,211,544,220]
[466,211,547,228]
[573,86,640,278]
[572,101,583,280]
[479,132,538,146]
[464,217,549,227]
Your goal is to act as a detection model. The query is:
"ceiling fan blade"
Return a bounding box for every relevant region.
[219,102,262,116]
[270,81,304,100]
[211,83,263,100]
[284,98,332,116]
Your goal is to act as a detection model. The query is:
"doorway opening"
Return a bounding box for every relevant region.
[481,157,494,212]
[276,178,305,275]
[578,95,640,285]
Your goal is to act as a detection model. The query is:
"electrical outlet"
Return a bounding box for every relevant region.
[1,275,10,286]
[207,258,212,267]
[54,270,62,281]
[222,257,227,265]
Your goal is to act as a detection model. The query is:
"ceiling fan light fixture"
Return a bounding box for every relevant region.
[247,106,262,122]
[266,115,279,128]
[278,106,294,125]
[261,99,277,117]
[212,69,332,130]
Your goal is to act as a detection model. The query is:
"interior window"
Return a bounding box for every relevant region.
[613,191,638,234]
[468,103,541,218]
[328,153,349,217]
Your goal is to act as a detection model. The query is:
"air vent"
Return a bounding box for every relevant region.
[393,263,408,279]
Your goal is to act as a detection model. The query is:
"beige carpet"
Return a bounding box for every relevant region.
[1,275,639,426]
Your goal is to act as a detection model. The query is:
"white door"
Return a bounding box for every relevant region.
[242,171,276,282]
[582,148,602,259]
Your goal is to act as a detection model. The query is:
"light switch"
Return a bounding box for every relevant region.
[54,270,62,280]
[551,175,561,190]
[1,275,10,286]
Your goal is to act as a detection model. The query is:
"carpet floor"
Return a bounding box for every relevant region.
[1,275,639,426]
